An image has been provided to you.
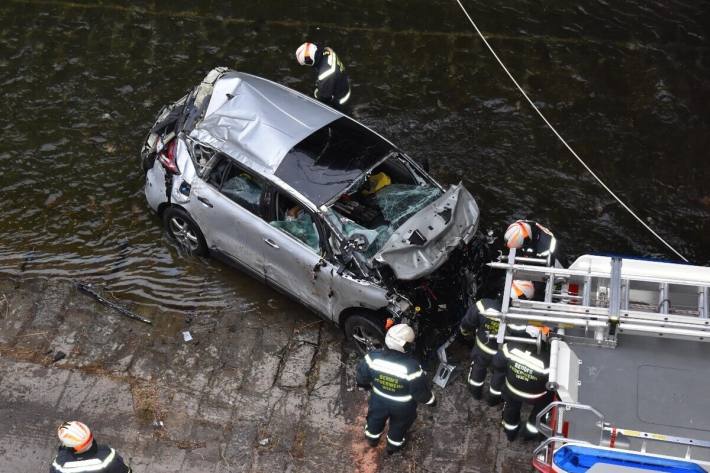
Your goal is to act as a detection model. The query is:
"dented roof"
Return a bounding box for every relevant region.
[190,71,340,176]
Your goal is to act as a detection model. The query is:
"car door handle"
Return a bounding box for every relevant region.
[263,238,279,249]
[197,196,213,208]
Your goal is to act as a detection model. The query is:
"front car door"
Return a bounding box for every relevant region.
[261,188,337,319]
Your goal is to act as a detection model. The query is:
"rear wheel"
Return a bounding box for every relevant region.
[162,207,208,256]
[344,312,386,355]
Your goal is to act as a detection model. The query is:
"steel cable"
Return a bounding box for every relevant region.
[455,0,688,262]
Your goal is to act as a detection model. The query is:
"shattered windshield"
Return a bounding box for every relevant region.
[328,156,442,257]
[274,117,395,206]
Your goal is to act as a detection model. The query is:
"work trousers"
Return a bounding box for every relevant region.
[364,394,417,448]
[501,388,554,440]
[469,347,504,400]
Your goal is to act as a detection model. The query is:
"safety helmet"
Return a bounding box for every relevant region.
[57,421,94,453]
[295,42,318,66]
[511,280,535,300]
[504,220,532,249]
[385,324,415,353]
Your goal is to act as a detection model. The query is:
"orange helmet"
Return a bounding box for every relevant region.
[504,220,531,249]
[58,421,94,453]
[296,42,318,66]
[511,280,535,300]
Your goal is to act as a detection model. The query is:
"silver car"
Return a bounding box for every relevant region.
[141,67,489,353]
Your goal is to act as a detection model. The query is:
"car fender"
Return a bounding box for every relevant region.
[145,159,168,212]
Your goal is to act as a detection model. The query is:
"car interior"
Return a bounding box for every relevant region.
[269,192,321,252]
[329,155,442,256]
[208,156,264,215]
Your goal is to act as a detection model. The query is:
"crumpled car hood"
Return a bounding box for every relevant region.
[373,184,479,280]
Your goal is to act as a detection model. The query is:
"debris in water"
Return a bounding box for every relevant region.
[182,331,193,342]
[76,282,152,324]
[258,438,270,446]
[52,351,66,363]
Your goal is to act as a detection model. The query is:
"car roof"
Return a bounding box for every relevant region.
[190,71,340,178]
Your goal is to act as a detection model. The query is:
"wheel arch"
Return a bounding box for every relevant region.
[158,202,187,217]
[337,306,389,329]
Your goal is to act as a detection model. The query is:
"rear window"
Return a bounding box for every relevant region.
[274,117,394,206]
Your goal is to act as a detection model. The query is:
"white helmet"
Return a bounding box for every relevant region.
[511,280,535,300]
[58,421,93,453]
[504,220,532,249]
[295,42,318,66]
[385,324,415,353]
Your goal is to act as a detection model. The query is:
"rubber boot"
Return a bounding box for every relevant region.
[486,393,502,407]
[504,427,519,442]
[469,384,483,400]
[386,443,403,455]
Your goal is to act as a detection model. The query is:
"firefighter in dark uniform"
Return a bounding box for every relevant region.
[504,219,562,267]
[493,330,554,441]
[356,324,436,454]
[460,280,539,406]
[295,42,351,110]
[51,421,131,473]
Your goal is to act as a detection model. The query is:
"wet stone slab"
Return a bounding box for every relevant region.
[0,276,533,472]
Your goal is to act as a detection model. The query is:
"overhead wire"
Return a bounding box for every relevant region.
[454,0,688,262]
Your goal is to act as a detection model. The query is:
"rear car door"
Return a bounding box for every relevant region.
[261,188,337,319]
[187,155,267,279]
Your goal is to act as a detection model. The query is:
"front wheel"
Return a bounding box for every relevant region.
[343,313,386,355]
[162,207,208,257]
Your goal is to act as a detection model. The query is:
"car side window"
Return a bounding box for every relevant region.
[269,192,321,252]
[207,156,264,216]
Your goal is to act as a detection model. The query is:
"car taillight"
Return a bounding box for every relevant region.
[158,139,179,174]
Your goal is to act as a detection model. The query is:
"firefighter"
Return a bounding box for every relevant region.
[460,280,537,406]
[504,220,562,266]
[356,324,436,454]
[494,330,554,442]
[295,42,351,110]
[51,421,131,473]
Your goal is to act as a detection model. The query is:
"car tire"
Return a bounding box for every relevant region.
[162,207,209,257]
[343,312,386,355]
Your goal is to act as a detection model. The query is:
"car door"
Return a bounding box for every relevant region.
[187,155,267,279]
[261,189,337,319]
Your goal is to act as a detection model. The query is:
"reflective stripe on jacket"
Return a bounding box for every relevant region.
[356,349,433,404]
[501,343,550,400]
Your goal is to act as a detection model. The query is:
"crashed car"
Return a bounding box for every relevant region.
[141,67,491,354]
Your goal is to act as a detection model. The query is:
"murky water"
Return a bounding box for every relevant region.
[1,0,709,316]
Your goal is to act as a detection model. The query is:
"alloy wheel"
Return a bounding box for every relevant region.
[169,217,200,251]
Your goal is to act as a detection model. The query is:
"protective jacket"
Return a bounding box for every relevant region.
[312,47,351,109]
[50,442,131,473]
[356,348,435,449]
[356,349,434,405]
[462,299,536,400]
[517,220,558,265]
[500,342,550,400]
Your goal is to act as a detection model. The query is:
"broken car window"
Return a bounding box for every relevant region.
[269,193,321,252]
[206,156,264,216]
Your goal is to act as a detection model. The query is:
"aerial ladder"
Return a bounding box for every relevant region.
[483,249,710,473]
